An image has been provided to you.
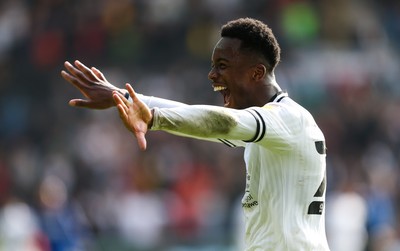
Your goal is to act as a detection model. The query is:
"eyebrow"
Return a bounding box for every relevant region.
[212,58,229,64]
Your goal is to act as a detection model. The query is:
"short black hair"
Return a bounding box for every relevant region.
[221,18,281,72]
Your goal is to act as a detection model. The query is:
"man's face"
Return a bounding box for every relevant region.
[208,37,256,109]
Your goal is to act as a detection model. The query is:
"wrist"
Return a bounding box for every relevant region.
[148,108,155,129]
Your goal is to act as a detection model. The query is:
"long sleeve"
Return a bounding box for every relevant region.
[150,105,259,146]
[136,94,187,108]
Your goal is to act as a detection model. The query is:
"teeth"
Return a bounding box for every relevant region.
[213,86,227,92]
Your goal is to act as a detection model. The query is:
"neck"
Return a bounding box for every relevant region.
[262,72,282,104]
[246,72,283,107]
[266,72,281,92]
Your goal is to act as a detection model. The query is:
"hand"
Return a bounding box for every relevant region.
[113,83,153,151]
[61,60,125,109]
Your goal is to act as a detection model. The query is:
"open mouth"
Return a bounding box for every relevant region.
[213,85,230,107]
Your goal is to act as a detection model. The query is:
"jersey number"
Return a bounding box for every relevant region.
[307,141,326,215]
[307,174,326,215]
[307,141,327,215]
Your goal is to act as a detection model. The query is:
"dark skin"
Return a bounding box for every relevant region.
[111,37,281,150]
[208,37,280,109]
[60,38,280,110]
[61,37,281,150]
[61,60,126,109]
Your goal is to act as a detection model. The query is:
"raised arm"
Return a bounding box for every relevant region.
[61,60,187,109]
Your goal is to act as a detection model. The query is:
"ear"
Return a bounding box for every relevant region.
[252,64,267,81]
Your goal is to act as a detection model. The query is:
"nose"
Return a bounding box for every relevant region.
[208,67,217,81]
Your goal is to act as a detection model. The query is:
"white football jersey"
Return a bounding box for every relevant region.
[148,92,330,251]
[240,93,329,250]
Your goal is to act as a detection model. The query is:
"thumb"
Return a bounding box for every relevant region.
[69,99,101,109]
[69,99,90,107]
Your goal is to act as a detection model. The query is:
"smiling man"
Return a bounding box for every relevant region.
[62,18,330,251]
[209,22,281,109]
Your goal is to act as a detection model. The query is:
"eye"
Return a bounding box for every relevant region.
[218,63,227,70]
[211,62,228,71]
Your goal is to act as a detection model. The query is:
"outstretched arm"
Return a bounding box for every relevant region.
[61,60,187,109]
[114,84,259,150]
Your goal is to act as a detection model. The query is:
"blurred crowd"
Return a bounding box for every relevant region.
[0,0,400,250]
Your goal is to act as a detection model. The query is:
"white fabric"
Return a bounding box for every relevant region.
[241,96,329,251]
[136,93,187,109]
[145,92,330,250]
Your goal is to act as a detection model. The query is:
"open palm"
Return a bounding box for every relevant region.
[113,84,153,150]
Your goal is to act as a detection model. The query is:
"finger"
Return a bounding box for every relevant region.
[74,60,98,82]
[116,103,128,119]
[113,92,128,111]
[91,67,106,81]
[126,84,138,102]
[69,99,93,108]
[64,61,93,84]
[135,131,147,151]
[61,70,80,83]
[64,61,81,79]
[113,89,130,106]
[61,70,90,93]
[61,70,75,82]
[126,83,144,107]
[61,71,85,90]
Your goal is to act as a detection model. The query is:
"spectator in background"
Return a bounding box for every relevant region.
[0,198,50,251]
[326,180,368,251]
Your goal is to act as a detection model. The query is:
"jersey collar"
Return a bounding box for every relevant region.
[268,91,288,103]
